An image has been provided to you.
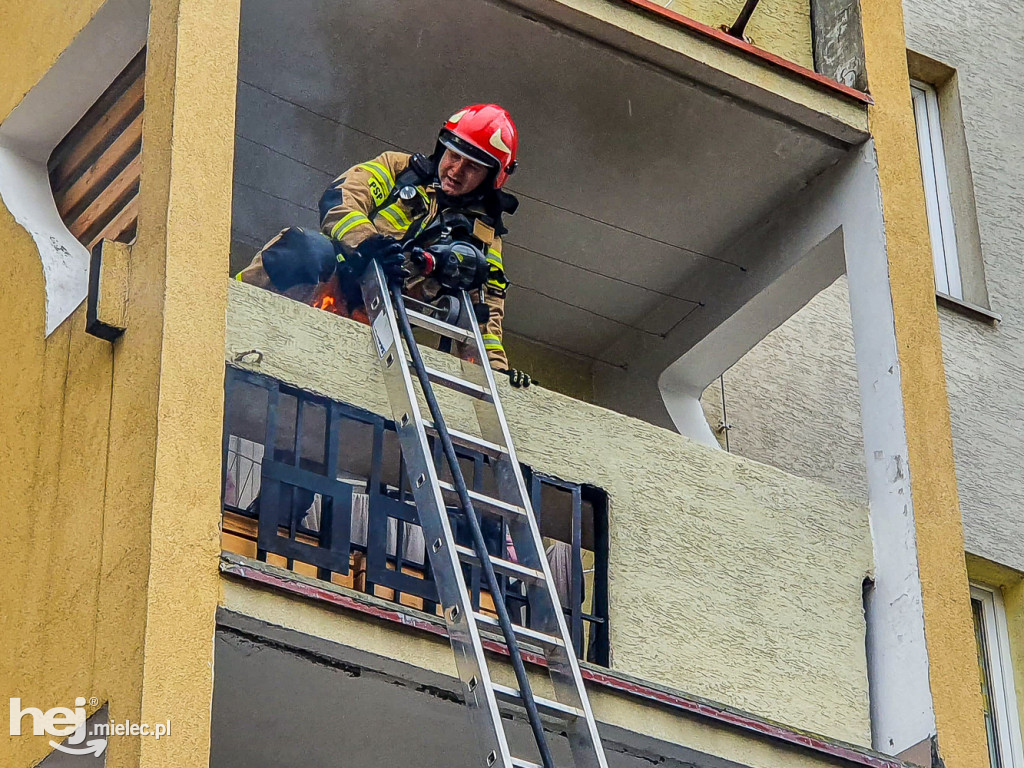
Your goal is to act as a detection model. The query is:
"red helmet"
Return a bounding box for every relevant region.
[437,104,518,190]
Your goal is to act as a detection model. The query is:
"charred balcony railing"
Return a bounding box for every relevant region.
[221,366,611,666]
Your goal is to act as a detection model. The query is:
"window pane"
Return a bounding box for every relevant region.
[973,598,1004,768]
[910,80,962,299]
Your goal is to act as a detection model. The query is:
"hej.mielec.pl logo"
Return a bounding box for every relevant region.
[10,697,172,757]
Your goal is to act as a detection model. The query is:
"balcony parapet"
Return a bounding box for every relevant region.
[225,280,874,747]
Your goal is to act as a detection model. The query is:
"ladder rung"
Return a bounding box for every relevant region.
[473,611,565,650]
[405,309,475,344]
[454,545,545,584]
[439,482,526,521]
[425,423,508,458]
[419,365,492,400]
[492,683,583,721]
[511,760,542,768]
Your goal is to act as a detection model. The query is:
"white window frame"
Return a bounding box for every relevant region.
[911,79,962,299]
[972,583,1024,768]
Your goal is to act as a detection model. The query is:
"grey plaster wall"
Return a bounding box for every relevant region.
[700,277,867,505]
[715,1,1024,568]
[900,0,1024,571]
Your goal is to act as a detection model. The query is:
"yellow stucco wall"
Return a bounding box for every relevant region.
[225,281,875,746]
[859,0,990,764]
[129,0,239,765]
[647,0,814,68]
[0,0,109,120]
[0,0,238,766]
[0,7,120,767]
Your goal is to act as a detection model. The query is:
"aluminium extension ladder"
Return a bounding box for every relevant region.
[359,260,608,768]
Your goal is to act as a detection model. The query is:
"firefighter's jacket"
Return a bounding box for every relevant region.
[239,151,511,369]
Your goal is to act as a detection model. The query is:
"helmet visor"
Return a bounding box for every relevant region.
[439,131,500,170]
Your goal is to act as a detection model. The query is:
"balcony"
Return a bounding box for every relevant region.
[220,281,876,757]
[230,0,871,433]
[214,2,888,766]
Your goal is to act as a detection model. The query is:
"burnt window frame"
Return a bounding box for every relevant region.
[222,365,611,666]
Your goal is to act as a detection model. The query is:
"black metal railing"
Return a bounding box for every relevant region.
[222,366,610,666]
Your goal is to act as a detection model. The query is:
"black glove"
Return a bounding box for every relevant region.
[472,302,490,325]
[261,227,337,290]
[499,368,532,388]
[348,234,410,283]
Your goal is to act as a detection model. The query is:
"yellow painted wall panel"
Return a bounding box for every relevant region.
[859,0,990,762]
[0,299,114,768]
[0,0,108,121]
[1,1,238,766]
[0,2,118,737]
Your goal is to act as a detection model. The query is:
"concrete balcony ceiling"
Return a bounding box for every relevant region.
[231,0,868,369]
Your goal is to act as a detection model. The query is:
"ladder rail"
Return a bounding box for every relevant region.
[360,258,608,768]
[388,278,557,768]
[359,264,513,767]
[454,291,609,768]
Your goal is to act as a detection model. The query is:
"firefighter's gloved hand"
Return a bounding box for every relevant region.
[499,368,533,388]
[351,235,410,283]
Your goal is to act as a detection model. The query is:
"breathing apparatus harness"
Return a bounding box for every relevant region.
[385,152,516,295]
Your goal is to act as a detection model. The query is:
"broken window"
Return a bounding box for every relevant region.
[221,365,611,665]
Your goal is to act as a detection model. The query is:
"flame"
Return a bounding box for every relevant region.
[312,276,343,315]
[313,291,337,313]
[309,274,370,325]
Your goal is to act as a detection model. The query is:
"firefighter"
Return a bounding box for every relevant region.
[236,104,532,388]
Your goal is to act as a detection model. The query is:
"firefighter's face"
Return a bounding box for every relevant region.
[438,149,490,196]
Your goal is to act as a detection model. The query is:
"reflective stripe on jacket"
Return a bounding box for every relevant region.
[318,151,509,369]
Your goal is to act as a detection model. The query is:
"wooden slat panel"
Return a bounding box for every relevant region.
[69,154,141,243]
[56,112,142,218]
[222,530,258,559]
[86,193,139,252]
[220,510,362,590]
[49,51,145,188]
[223,511,258,538]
